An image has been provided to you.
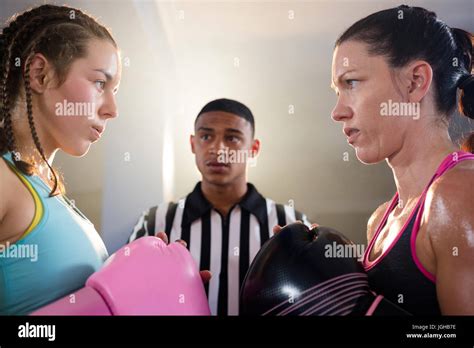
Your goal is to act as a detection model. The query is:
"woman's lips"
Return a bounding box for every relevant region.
[343,127,360,144]
[90,126,103,141]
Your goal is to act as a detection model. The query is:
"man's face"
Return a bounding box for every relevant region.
[191,111,258,187]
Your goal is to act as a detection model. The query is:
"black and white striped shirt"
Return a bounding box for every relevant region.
[129,182,311,315]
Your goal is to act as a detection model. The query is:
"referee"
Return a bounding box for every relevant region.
[129,99,311,315]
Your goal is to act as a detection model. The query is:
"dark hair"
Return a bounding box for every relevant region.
[0,4,117,196]
[195,98,255,137]
[335,5,474,123]
[461,132,474,153]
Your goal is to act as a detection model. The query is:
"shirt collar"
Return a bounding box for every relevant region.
[181,182,268,228]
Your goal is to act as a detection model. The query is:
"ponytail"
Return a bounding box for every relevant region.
[461,133,474,153]
[451,28,474,153]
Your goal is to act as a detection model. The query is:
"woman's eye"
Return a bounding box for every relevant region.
[95,80,106,90]
[345,79,358,88]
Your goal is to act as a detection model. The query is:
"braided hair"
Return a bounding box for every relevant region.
[0,4,117,196]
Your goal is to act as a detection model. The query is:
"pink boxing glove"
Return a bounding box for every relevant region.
[32,236,210,315]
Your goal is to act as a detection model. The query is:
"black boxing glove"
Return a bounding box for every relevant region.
[240,223,410,316]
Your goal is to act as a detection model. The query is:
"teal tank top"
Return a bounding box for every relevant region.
[0,152,108,315]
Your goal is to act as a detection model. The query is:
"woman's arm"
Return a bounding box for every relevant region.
[424,166,474,315]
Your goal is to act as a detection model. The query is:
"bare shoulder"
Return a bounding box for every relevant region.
[367,201,391,243]
[423,160,474,252]
[426,159,474,213]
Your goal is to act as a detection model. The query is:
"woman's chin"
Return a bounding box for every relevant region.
[355,147,383,165]
[63,142,92,157]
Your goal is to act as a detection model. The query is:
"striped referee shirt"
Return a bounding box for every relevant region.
[129,182,311,316]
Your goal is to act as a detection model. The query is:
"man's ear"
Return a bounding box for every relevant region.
[250,139,260,157]
[190,134,196,154]
[26,53,55,94]
[404,60,433,103]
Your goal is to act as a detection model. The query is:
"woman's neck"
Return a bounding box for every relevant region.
[11,105,57,180]
[387,125,457,205]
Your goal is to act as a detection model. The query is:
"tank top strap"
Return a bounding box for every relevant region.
[410,151,474,281]
[363,151,474,269]
[412,151,474,234]
[1,152,45,239]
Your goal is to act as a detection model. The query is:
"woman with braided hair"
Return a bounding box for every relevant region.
[0,4,121,314]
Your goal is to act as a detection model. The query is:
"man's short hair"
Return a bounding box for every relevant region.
[195,98,255,137]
